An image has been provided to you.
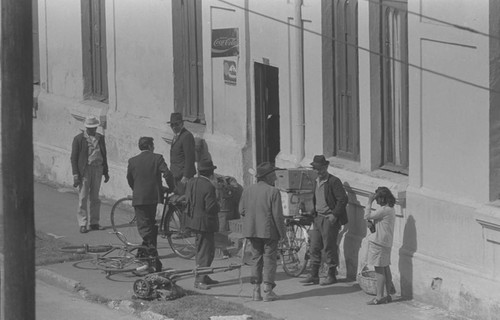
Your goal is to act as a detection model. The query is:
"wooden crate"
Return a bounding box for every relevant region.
[275,169,317,191]
[280,190,314,216]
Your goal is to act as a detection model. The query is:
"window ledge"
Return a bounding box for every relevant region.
[69,100,109,129]
[322,157,409,216]
[476,201,500,244]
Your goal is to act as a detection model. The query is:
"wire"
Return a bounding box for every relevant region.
[217,0,500,94]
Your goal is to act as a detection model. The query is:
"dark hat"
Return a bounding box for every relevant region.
[255,162,278,178]
[167,112,183,124]
[197,159,217,171]
[310,155,330,168]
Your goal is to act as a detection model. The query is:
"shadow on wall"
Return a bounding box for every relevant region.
[399,215,416,299]
[342,182,365,280]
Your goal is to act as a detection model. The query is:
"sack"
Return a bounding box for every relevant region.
[215,174,243,220]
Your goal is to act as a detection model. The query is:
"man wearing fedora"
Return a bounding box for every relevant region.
[168,112,196,195]
[300,155,348,286]
[71,115,110,233]
[239,162,286,302]
[127,137,175,273]
[184,159,220,290]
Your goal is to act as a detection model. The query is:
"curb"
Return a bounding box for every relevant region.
[34,266,173,320]
[0,253,172,320]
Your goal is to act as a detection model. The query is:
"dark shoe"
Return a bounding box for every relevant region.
[367,297,388,305]
[389,283,396,295]
[263,283,278,302]
[154,259,163,272]
[79,226,88,233]
[320,274,337,286]
[204,276,219,285]
[300,275,319,285]
[252,284,263,301]
[386,295,392,303]
[194,282,210,290]
[89,224,105,231]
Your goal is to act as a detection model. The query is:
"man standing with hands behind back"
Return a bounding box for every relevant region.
[127,137,175,273]
[168,112,196,195]
[300,155,348,286]
[71,115,110,234]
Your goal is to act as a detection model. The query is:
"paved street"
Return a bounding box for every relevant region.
[0,178,471,320]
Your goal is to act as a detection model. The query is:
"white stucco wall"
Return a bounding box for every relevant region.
[408,0,489,202]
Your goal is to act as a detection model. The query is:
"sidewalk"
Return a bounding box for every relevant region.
[22,180,470,319]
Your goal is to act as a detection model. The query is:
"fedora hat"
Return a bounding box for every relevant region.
[167,112,183,124]
[255,162,278,178]
[310,155,330,168]
[84,115,100,128]
[197,159,217,171]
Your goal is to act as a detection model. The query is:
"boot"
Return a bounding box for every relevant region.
[252,284,262,301]
[299,264,320,285]
[263,283,278,302]
[320,267,338,286]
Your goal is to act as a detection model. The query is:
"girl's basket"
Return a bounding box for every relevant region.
[357,265,377,295]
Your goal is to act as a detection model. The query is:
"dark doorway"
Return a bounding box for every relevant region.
[254,63,280,165]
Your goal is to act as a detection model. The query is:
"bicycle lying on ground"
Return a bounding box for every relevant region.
[110,190,196,259]
[241,213,313,277]
[60,241,153,276]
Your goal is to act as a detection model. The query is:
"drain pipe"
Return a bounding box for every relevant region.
[291,0,305,164]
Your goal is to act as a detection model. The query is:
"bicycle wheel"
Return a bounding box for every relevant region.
[110,196,142,246]
[59,244,112,254]
[98,256,149,274]
[280,223,309,277]
[164,204,196,259]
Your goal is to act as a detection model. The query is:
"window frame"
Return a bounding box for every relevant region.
[380,1,409,174]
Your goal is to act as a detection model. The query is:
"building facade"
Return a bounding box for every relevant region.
[32,0,500,318]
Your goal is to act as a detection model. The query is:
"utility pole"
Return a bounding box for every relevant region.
[1,0,35,319]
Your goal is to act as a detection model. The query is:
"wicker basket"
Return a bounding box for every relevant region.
[357,268,377,295]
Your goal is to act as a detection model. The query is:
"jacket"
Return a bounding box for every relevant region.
[313,174,349,225]
[239,181,286,240]
[70,132,108,178]
[169,127,196,180]
[127,150,173,206]
[185,176,220,232]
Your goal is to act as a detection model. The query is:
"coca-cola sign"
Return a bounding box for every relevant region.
[212,28,239,58]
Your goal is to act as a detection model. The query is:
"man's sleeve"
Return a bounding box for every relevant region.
[126,160,134,189]
[183,133,196,178]
[158,155,175,191]
[331,178,348,217]
[272,189,286,239]
[101,135,109,176]
[70,136,80,176]
[205,184,220,216]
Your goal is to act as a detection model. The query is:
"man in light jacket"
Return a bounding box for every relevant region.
[239,162,286,302]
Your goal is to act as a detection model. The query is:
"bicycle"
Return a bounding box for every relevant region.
[240,214,313,277]
[110,191,196,259]
[60,242,152,275]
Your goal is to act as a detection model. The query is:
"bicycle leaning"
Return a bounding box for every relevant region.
[241,213,313,277]
[110,190,196,260]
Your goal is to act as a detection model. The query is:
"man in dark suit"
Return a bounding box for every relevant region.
[127,137,174,272]
[71,115,110,234]
[184,159,220,290]
[168,112,196,195]
[300,155,348,286]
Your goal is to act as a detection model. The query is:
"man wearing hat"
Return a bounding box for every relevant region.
[184,159,220,290]
[168,112,196,195]
[71,115,110,233]
[127,137,175,273]
[300,155,348,286]
[239,162,286,302]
